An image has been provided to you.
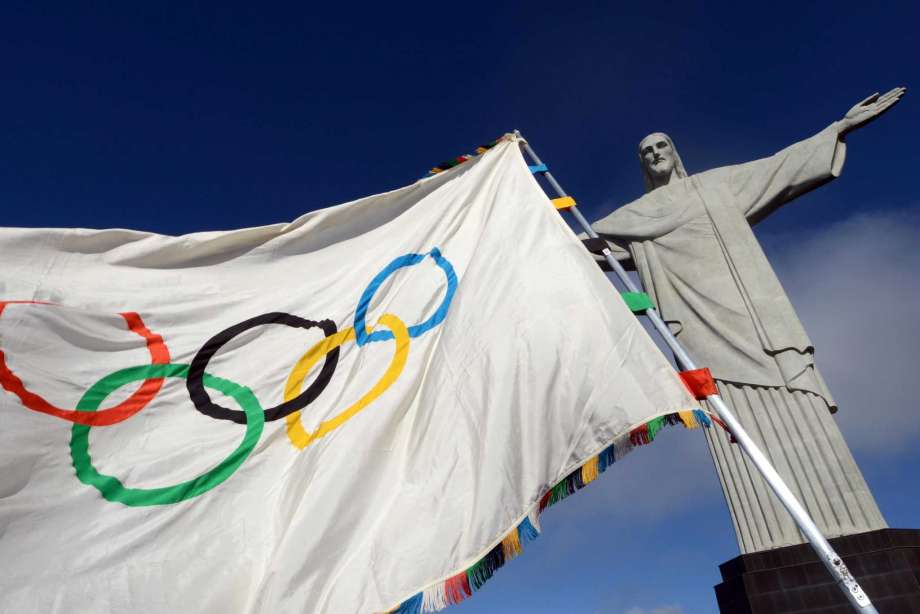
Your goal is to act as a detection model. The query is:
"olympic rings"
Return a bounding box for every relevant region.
[70,363,263,507]
[0,301,170,426]
[187,313,339,424]
[285,313,409,450]
[3,247,457,506]
[353,248,456,346]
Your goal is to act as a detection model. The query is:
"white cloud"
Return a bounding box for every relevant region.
[767,206,920,455]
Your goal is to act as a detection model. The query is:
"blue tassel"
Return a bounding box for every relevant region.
[693,409,712,428]
[597,443,616,473]
[393,593,423,614]
[518,517,540,545]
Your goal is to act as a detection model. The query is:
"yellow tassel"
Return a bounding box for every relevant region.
[475,146,488,154]
[581,456,599,485]
[501,527,522,560]
[678,410,699,429]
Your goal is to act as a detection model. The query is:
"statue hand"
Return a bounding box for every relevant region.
[838,86,906,136]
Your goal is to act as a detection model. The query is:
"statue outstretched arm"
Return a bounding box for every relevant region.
[726,126,847,225]
[729,86,906,226]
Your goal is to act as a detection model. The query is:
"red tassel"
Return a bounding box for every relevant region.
[708,414,738,444]
[444,572,471,604]
[629,423,651,446]
[679,368,718,400]
[538,490,552,512]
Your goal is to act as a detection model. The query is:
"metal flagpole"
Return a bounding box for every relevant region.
[513,131,878,613]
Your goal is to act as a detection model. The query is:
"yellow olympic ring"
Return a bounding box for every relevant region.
[284,313,409,449]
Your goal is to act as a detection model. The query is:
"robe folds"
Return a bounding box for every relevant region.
[592,124,847,410]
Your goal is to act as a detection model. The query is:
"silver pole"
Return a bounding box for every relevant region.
[514,131,877,613]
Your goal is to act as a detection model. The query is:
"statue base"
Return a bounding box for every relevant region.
[714,529,920,613]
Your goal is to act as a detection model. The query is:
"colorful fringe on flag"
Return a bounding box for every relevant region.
[426,139,502,175]
[383,408,713,613]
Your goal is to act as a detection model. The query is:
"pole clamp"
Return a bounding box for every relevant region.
[678,368,718,400]
[581,237,607,254]
[551,196,576,210]
[620,292,654,314]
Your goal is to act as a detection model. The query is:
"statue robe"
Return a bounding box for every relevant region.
[593,124,847,408]
[592,125,887,552]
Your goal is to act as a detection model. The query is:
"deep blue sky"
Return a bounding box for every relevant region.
[3,3,918,612]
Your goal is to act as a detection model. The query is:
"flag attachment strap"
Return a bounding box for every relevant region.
[551,196,575,210]
[581,237,607,253]
[620,292,654,314]
[678,368,718,400]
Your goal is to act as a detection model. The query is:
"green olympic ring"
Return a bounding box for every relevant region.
[70,363,264,507]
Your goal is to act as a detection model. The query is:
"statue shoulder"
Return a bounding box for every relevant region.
[607,190,670,221]
[694,164,734,188]
[593,181,699,241]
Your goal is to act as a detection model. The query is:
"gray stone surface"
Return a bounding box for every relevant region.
[591,88,905,553]
[705,382,885,553]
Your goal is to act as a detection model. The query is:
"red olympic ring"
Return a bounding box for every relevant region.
[0,301,170,426]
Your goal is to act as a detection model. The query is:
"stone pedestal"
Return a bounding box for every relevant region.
[714,529,920,613]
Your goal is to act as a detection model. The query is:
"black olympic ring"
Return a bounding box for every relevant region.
[187,313,339,424]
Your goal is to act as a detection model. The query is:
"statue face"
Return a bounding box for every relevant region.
[639,133,676,183]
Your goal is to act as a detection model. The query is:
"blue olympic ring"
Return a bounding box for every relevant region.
[354,248,457,346]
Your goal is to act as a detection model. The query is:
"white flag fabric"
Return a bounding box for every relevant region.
[0,136,701,613]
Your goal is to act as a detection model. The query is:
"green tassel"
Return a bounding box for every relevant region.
[645,416,666,442]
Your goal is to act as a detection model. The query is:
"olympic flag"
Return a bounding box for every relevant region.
[0,135,700,613]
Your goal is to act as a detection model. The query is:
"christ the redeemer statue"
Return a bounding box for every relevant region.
[590,87,905,553]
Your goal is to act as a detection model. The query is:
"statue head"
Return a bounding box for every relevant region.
[638,132,687,192]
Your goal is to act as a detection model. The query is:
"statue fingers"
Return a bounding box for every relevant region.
[882,88,906,105]
[857,91,880,107]
[876,88,904,105]
[861,94,904,125]
[878,94,904,113]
